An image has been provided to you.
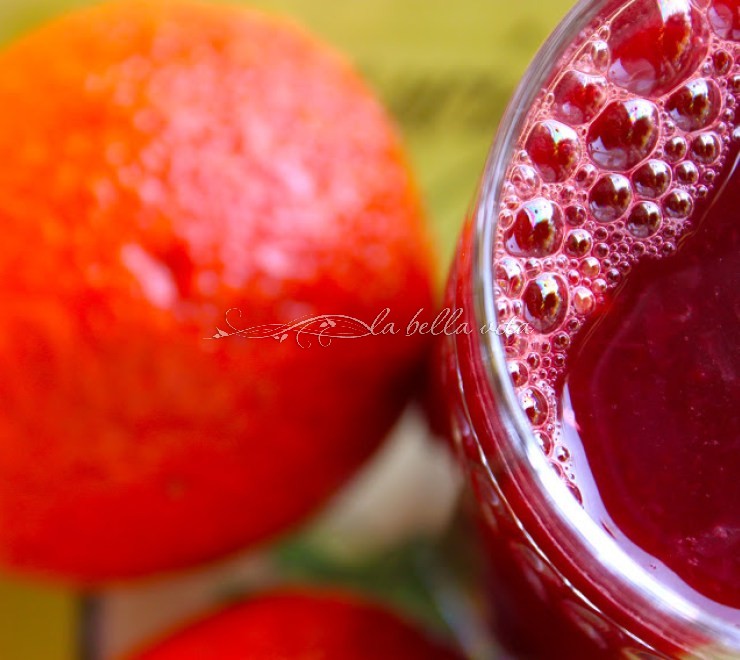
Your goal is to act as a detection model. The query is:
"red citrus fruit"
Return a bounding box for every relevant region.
[0,0,435,582]
[128,589,462,659]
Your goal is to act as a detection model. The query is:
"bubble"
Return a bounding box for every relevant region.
[520,266,539,286]
[708,0,740,41]
[526,352,541,370]
[509,361,529,387]
[510,164,541,198]
[594,242,610,258]
[580,257,601,278]
[553,331,571,350]
[633,159,672,197]
[675,161,699,184]
[553,70,608,125]
[555,445,571,462]
[663,189,694,218]
[499,209,515,229]
[593,226,608,241]
[587,100,660,170]
[565,205,587,226]
[522,273,569,334]
[564,228,593,257]
[525,120,581,182]
[503,332,528,357]
[560,185,576,204]
[592,278,607,294]
[574,164,598,189]
[731,75,740,95]
[589,173,632,222]
[712,49,732,75]
[607,0,710,96]
[519,387,549,427]
[504,342,528,360]
[664,136,688,163]
[576,39,610,73]
[690,132,720,163]
[589,40,610,72]
[571,289,595,319]
[534,430,553,456]
[627,201,662,238]
[495,256,525,296]
[505,198,565,257]
[665,78,722,131]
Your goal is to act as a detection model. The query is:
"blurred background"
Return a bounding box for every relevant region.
[0,0,574,657]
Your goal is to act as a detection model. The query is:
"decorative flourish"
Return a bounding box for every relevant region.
[207,308,382,348]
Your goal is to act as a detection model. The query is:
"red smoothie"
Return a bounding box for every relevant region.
[492,0,739,617]
[439,0,740,655]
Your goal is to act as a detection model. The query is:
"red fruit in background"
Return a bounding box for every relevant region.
[128,589,463,660]
[0,0,435,583]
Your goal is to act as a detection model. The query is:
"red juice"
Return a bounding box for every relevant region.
[561,146,739,612]
[437,0,740,655]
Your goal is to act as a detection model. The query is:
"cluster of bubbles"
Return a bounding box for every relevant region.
[492,0,740,491]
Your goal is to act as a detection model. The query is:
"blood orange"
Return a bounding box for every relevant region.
[0,0,435,582]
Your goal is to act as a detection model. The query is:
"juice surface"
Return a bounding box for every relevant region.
[563,145,739,610]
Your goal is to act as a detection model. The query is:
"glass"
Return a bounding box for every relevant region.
[435,0,740,656]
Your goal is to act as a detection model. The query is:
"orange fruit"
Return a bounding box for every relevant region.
[128,589,463,659]
[0,0,435,583]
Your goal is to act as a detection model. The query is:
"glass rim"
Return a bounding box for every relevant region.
[470,0,740,651]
